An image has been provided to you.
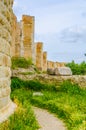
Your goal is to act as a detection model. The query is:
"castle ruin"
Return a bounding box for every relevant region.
[11,14,65,71]
[0,0,72,123]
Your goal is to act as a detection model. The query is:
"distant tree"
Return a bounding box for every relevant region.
[66,60,86,75]
[84,53,86,56]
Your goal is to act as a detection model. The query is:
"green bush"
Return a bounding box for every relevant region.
[11,57,33,69]
[11,77,25,91]
[11,77,58,92]
[59,81,83,95]
[66,61,86,75]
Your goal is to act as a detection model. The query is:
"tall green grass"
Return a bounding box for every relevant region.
[1,77,85,130]
[31,81,86,130]
[0,97,39,130]
[11,77,58,92]
[11,57,33,69]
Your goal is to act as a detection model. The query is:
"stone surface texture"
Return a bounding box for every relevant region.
[11,13,17,57]
[15,22,21,57]
[47,61,55,69]
[43,51,47,71]
[54,67,72,76]
[35,42,43,70]
[47,61,65,69]
[0,0,16,123]
[21,15,34,59]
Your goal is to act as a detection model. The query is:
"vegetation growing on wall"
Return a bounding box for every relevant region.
[66,61,86,75]
[11,57,33,69]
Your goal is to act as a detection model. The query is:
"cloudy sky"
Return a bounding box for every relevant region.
[13,0,86,63]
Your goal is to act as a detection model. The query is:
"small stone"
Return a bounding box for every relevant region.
[33,92,43,96]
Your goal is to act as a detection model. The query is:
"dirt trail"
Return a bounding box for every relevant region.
[33,107,67,130]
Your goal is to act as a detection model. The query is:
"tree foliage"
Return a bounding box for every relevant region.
[66,61,86,75]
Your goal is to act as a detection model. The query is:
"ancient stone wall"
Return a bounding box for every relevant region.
[21,15,34,59]
[35,42,43,70]
[55,62,65,67]
[0,0,16,123]
[11,13,17,57]
[11,13,66,71]
[15,22,21,57]
[47,61,66,69]
[32,43,36,64]
[47,61,55,69]
[43,52,47,71]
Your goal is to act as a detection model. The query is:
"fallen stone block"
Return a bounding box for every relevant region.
[54,67,72,76]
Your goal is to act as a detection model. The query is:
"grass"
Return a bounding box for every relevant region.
[11,57,33,69]
[11,57,43,74]
[0,78,86,130]
[19,72,35,75]
[31,81,86,130]
[0,88,39,130]
[11,77,58,92]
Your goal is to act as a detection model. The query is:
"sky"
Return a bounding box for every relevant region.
[13,0,86,63]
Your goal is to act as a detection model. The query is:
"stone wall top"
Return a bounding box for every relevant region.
[22,15,34,24]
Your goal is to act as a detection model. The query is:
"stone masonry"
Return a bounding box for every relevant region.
[11,13,66,71]
[11,13,16,57]
[35,42,43,70]
[21,15,34,59]
[15,22,21,57]
[43,51,47,71]
[0,0,16,123]
[47,61,55,69]
[47,61,65,69]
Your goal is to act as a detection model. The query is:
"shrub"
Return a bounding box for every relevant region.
[11,77,25,91]
[59,81,83,95]
[11,77,58,92]
[11,57,33,69]
[66,61,86,75]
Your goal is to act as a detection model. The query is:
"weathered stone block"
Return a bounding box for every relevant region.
[0,78,11,89]
[0,96,10,109]
[55,62,65,67]
[43,52,47,71]
[35,42,43,70]
[0,67,11,78]
[21,15,34,60]
[0,53,11,67]
[54,67,72,76]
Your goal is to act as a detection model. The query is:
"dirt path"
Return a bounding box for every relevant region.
[33,107,67,130]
